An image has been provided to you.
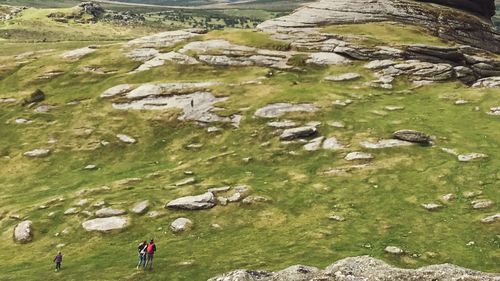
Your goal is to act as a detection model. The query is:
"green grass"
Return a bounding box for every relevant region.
[203,29,290,51]
[0,15,499,281]
[322,22,453,47]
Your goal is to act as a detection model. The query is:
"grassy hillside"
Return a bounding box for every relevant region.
[0,5,499,281]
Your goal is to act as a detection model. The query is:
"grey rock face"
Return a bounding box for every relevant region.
[257,0,500,53]
[82,216,129,232]
[208,256,500,281]
[166,192,216,210]
[13,220,33,243]
[393,130,431,144]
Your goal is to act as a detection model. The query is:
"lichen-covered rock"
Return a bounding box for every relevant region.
[170,218,193,233]
[393,129,431,144]
[280,126,318,141]
[131,200,149,214]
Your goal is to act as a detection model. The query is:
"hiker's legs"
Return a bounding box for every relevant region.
[56,262,61,271]
[147,254,154,270]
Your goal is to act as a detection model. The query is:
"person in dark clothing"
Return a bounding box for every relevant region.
[54,252,63,272]
[144,239,156,271]
[136,241,148,269]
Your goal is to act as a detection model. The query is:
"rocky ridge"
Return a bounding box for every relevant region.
[208,256,500,281]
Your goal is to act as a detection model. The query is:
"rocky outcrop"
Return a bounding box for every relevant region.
[208,256,500,281]
[257,0,500,53]
[13,220,33,243]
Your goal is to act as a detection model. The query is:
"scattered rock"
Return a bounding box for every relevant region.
[455,99,468,105]
[95,207,126,218]
[458,153,488,162]
[22,89,45,106]
[84,164,97,170]
[82,216,129,232]
[324,73,361,82]
[131,200,149,214]
[328,215,345,222]
[208,186,231,194]
[328,121,345,128]
[384,105,405,111]
[116,134,136,144]
[480,214,500,224]
[422,203,443,211]
[384,246,404,255]
[23,148,50,158]
[463,190,483,199]
[34,105,52,113]
[333,99,353,107]
[255,103,316,118]
[242,196,270,205]
[441,193,456,202]
[304,136,324,151]
[13,220,33,243]
[61,47,96,60]
[64,208,79,215]
[345,152,373,161]
[267,120,297,128]
[487,106,500,116]
[280,126,317,141]
[471,199,494,210]
[360,139,414,149]
[322,136,345,150]
[170,218,193,233]
[75,199,89,206]
[166,192,216,210]
[393,130,431,144]
[175,177,196,187]
[472,76,500,88]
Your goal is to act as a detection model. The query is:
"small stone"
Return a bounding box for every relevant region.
[455,99,468,105]
[207,127,222,133]
[280,126,317,141]
[175,177,196,187]
[64,208,79,215]
[441,193,455,202]
[95,207,127,218]
[333,99,353,107]
[471,199,494,210]
[84,164,97,170]
[422,203,443,211]
[384,105,405,111]
[458,153,488,162]
[170,218,193,233]
[217,197,228,206]
[116,134,136,144]
[393,130,431,144]
[242,196,270,205]
[212,224,221,229]
[328,215,345,222]
[328,121,345,128]
[384,246,403,255]
[131,200,149,214]
[304,137,324,151]
[463,191,483,198]
[56,243,66,249]
[208,186,231,194]
[345,152,373,161]
[166,192,216,210]
[267,120,297,128]
[147,211,161,218]
[75,199,89,206]
[480,214,500,224]
[15,118,32,124]
[323,137,345,150]
[93,201,106,208]
[466,241,475,246]
[23,149,50,158]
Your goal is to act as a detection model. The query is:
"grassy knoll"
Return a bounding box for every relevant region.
[0,14,498,281]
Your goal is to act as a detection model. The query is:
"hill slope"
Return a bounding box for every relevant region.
[0,2,499,281]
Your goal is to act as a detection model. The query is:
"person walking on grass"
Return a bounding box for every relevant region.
[144,239,156,271]
[136,241,148,269]
[54,252,63,272]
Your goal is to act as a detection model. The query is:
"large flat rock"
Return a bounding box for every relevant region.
[82,216,129,232]
[166,192,216,210]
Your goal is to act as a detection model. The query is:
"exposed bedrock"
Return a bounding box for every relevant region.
[257,0,500,53]
[208,256,500,281]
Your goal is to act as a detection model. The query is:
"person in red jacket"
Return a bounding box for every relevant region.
[144,239,156,271]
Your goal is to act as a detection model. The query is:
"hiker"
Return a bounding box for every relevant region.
[136,241,147,269]
[53,252,63,272]
[144,239,156,270]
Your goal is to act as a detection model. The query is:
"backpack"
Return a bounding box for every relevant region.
[147,243,154,254]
